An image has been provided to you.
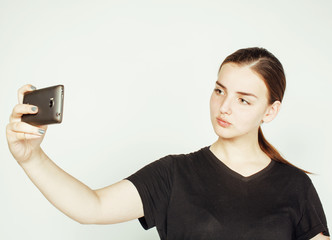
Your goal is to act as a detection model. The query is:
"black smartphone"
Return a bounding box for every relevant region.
[22,85,64,126]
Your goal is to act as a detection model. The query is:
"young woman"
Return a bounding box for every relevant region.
[6,47,330,240]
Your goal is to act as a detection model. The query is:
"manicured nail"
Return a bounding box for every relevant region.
[38,129,45,135]
[31,106,37,112]
[31,85,36,90]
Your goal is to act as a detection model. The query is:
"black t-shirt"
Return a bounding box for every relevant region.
[126,146,329,240]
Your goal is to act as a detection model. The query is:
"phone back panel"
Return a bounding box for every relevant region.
[22,85,64,126]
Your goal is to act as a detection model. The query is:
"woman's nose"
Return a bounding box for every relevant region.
[219,97,232,115]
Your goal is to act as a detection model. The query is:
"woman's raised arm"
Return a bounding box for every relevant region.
[6,84,143,224]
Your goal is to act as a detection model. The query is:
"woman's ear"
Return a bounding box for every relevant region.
[262,101,281,123]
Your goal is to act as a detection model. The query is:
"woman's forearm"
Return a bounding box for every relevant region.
[19,148,101,224]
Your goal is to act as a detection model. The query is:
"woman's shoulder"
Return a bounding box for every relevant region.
[156,146,210,170]
[162,146,209,160]
[272,160,313,186]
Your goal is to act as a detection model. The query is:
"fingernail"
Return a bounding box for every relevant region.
[31,106,37,112]
[31,85,36,90]
[38,129,45,135]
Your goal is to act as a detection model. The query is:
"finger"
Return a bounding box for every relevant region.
[10,104,38,122]
[13,132,42,141]
[7,121,46,140]
[18,84,37,104]
[24,133,44,140]
[33,124,48,132]
[38,125,48,131]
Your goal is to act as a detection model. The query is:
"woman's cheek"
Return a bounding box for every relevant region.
[236,110,258,128]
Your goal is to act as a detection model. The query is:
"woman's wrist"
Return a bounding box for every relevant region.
[19,147,47,170]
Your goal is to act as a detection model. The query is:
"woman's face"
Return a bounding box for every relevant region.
[210,63,278,140]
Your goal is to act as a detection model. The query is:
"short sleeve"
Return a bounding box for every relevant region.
[125,155,174,231]
[295,182,330,240]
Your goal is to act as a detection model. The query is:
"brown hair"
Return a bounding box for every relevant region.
[219,47,310,174]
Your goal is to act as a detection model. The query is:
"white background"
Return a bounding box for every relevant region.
[0,0,331,239]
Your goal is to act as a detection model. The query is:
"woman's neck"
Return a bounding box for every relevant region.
[210,132,268,165]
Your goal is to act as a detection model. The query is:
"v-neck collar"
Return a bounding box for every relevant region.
[204,146,275,182]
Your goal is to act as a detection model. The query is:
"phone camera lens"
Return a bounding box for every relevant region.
[49,98,54,108]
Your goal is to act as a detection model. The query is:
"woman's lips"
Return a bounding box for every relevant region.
[216,117,231,128]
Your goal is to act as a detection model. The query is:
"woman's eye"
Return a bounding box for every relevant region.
[214,88,224,95]
[239,98,250,105]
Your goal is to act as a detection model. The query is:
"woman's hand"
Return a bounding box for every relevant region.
[6,84,48,164]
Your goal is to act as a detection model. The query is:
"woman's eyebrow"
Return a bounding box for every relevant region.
[215,81,258,98]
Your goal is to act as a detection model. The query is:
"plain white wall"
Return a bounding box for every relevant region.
[1,0,331,239]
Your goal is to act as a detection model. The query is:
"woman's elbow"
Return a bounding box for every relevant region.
[311,233,330,240]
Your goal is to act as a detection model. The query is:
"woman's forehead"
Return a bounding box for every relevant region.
[217,63,268,96]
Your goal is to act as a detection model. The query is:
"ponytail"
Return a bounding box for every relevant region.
[258,127,311,174]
